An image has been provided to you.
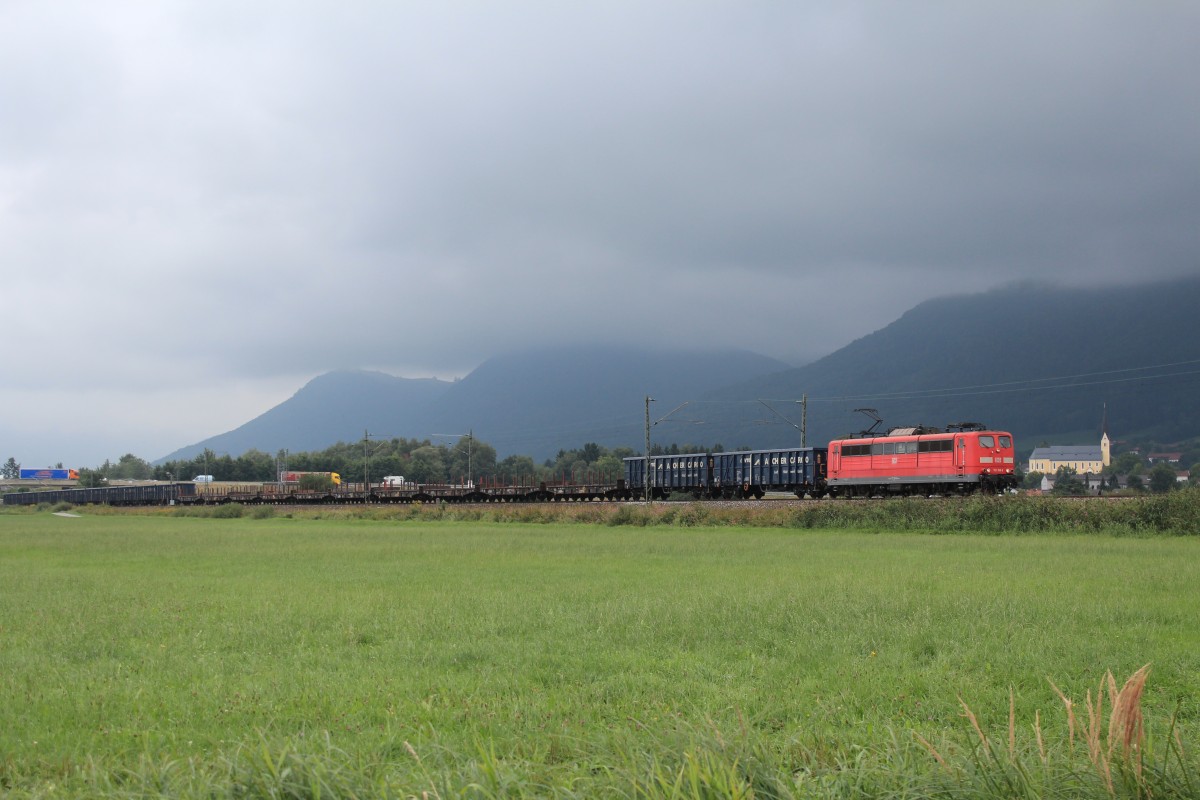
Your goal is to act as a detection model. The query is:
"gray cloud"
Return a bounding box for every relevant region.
[2,1,1197,466]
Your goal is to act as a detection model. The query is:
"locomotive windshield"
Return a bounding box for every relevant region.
[979,435,995,447]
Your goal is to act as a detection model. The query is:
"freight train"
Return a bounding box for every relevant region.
[1,482,198,506]
[3,419,1017,507]
[620,423,1018,499]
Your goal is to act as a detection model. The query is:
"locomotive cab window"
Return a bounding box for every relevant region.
[978,435,995,448]
[999,436,1011,448]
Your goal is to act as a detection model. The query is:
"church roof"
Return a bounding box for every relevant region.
[1029,445,1103,461]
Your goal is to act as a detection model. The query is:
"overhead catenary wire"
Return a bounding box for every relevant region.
[697,357,1200,405]
[441,356,1200,455]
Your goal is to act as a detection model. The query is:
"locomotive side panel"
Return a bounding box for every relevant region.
[827,431,1016,495]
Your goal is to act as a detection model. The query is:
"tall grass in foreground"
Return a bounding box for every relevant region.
[404,486,1200,535]
[617,490,1200,535]
[213,489,1199,535]
[2,514,1196,798]
[4,667,1194,798]
[910,665,1195,799]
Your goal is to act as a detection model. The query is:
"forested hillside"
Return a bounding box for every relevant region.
[703,278,1200,453]
[158,278,1200,465]
[158,371,452,463]
[415,346,791,459]
[158,348,790,464]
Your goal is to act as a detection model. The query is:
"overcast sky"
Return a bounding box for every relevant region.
[2,1,1197,467]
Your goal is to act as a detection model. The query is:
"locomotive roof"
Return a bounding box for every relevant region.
[838,425,1003,440]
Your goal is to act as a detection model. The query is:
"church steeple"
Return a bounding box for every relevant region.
[1100,403,1111,467]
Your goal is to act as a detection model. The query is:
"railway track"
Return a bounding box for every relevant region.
[190,494,1136,512]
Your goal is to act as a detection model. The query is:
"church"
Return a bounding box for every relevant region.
[1027,431,1111,476]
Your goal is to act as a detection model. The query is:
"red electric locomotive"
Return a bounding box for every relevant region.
[826,421,1018,497]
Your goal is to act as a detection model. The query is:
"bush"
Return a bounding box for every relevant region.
[158,487,1200,534]
[775,489,1200,535]
[211,503,245,518]
[173,503,246,519]
[607,505,651,527]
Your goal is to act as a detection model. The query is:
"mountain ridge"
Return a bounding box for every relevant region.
[158,347,792,463]
[702,277,1200,448]
[158,371,453,463]
[159,278,1200,463]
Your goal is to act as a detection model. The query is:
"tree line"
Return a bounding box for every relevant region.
[6,434,1196,494]
[2,436,749,489]
[4,438,655,488]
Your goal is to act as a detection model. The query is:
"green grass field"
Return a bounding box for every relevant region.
[1,510,1198,797]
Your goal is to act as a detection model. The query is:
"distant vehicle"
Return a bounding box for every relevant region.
[382,475,406,487]
[19,468,79,481]
[193,475,215,483]
[278,471,342,486]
